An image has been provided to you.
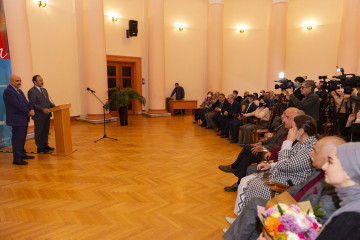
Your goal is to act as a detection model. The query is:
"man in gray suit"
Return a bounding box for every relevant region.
[28,75,55,153]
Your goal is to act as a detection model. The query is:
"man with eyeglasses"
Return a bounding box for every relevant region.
[285,80,320,121]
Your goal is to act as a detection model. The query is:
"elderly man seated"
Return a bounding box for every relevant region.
[219,108,304,192]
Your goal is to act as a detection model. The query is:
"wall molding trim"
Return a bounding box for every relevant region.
[272,0,288,4]
[208,0,224,5]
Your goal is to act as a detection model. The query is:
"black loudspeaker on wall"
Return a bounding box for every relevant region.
[126,20,138,38]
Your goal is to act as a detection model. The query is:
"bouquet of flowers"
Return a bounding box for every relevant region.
[258,202,322,240]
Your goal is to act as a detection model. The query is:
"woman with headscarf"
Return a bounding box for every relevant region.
[316,142,360,239]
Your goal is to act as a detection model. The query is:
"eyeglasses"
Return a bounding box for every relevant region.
[300,86,308,89]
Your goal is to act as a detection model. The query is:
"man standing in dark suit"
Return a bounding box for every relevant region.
[170,83,185,115]
[3,75,35,165]
[28,75,55,153]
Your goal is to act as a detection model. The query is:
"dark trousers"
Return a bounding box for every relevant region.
[34,117,50,149]
[194,108,201,121]
[220,118,233,136]
[11,125,28,161]
[231,144,262,181]
[337,113,348,137]
[199,109,210,124]
[214,115,224,129]
[229,119,244,140]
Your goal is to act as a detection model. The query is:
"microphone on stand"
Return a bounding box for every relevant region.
[86,88,95,93]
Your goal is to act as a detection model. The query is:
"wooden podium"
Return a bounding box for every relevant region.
[49,104,75,155]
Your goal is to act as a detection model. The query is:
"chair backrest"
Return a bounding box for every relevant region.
[241,103,248,112]
[266,107,275,130]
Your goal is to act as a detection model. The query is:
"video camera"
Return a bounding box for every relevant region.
[274,78,294,90]
[319,68,360,94]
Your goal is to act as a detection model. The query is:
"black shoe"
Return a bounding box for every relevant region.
[240,144,246,147]
[205,126,212,129]
[13,160,28,165]
[45,146,55,151]
[227,138,234,141]
[224,183,238,192]
[230,139,239,143]
[200,123,207,127]
[193,121,197,124]
[215,129,221,132]
[38,148,49,153]
[221,135,229,138]
[22,155,34,159]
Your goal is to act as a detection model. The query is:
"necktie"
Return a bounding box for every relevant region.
[40,88,47,99]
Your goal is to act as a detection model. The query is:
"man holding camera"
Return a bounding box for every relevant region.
[287,76,305,107]
[286,80,320,121]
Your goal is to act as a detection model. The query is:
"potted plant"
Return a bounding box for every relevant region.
[106,87,146,126]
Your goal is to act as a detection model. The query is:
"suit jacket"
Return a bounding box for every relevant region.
[225,100,241,119]
[243,102,257,114]
[290,92,320,121]
[219,99,230,115]
[3,85,32,126]
[27,86,55,120]
[261,124,288,150]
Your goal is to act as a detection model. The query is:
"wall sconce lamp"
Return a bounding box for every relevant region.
[306,25,313,31]
[112,17,119,22]
[38,1,46,7]
[176,23,185,32]
[236,25,247,34]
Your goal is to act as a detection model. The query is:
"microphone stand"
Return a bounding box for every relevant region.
[87,90,118,143]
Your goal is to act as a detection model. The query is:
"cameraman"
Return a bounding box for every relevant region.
[287,76,305,107]
[285,80,320,121]
[316,81,328,133]
[346,87,360,114]
[331,89,350,137]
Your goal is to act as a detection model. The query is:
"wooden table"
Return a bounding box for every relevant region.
[169,100,198,115]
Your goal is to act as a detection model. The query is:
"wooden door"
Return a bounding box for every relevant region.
[107,62,135,115]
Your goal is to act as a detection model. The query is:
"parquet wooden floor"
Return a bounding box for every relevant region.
[0,115,241,239]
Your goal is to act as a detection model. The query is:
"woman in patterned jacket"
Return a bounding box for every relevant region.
[234,114,318,215]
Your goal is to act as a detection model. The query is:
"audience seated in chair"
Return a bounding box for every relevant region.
[234,115,318,216]
[228,95,257,143]
[223,136,344,240]
[219,108,304,192]
[194,91,213,126]
[217,94,241,139]
[238,98,270,145]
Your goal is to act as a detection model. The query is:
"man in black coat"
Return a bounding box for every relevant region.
[218,95,241,138]
[3,75,35,165]
[287,80,320,121]
[287,76,305,107]
[28,75,56,153]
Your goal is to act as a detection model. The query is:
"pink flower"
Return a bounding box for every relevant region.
[312,187,318,194]
[298,233,305,239]
[313,222,318,229]
[278,224,285,232]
